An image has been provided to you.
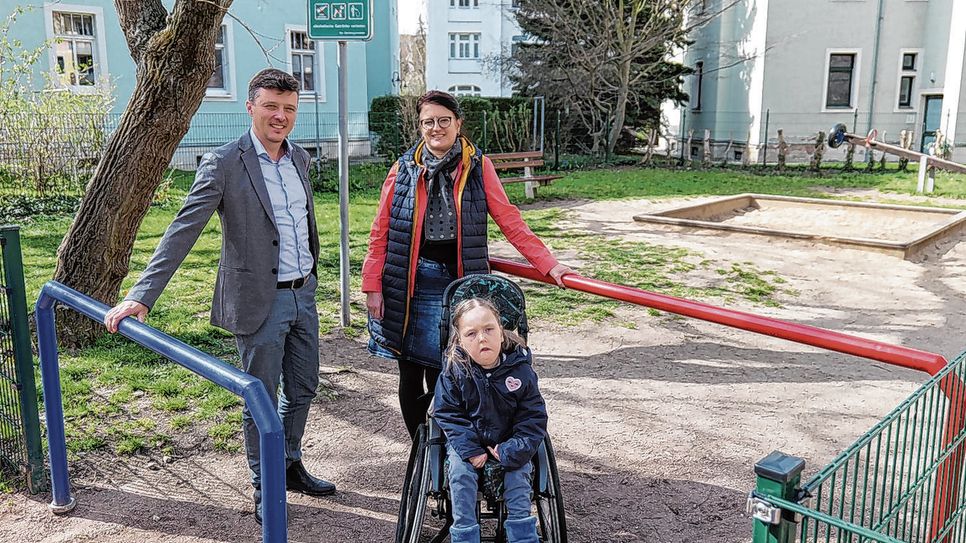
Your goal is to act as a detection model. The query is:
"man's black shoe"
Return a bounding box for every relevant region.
[253,488,263,526]
[286,460,336,496]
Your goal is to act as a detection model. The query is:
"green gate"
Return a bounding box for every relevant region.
[749,350,966,542]
[0,225,45,492]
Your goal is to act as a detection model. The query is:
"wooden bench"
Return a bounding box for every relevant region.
[488,151,562,199]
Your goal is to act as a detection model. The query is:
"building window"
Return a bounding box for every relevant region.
[691,61,704,111]
[449,33,481,59]
[902,52,916,71]
[448,85,482,96]
[897,51,917,109]
[449,0,479,6]
[825,53,856,108]
[288,30,318,94]
[52,12,98,86]
[207,24,229,94]
[205,22,236,99]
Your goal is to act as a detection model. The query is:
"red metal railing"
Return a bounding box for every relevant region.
[491,257,948,374]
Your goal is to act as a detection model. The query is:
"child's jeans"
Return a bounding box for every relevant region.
[447,446,537,543]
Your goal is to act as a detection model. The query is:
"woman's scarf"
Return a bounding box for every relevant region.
[420,139,463,240]
[421,139,463,205]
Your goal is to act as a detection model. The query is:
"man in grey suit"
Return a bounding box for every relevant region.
[105,68,334,525]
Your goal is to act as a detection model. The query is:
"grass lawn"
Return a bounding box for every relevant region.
[11,161,966,463]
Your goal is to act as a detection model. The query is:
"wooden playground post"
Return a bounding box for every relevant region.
[702,129,712,168]
[898,129,911,171]
[809,131,826,172]
[776,129,788,171]
[685,129,694,168]
[879,131,888,170]
[743,132,752,167]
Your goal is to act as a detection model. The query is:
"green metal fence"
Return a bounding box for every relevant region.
[749,350,966,543]
[0,225,45,492]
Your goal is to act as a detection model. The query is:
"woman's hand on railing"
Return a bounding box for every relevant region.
[547,263,573,287]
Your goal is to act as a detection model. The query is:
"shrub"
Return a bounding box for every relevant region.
[0,6,115,198]
[368,94,539,159]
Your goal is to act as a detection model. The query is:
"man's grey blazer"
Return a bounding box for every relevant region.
[126,132,320,335]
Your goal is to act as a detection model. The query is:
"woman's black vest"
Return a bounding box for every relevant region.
[372,140,491,355]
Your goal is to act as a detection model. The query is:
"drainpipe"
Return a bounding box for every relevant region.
[866,0,885,143]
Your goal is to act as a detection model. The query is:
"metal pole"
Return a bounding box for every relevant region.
[554,109,560,170]
[338,41,350,327]
[34,294,73,513]
[761,109,770,166]
[482,110,488,153]
[749,451,805,543]
[866,0,885,141]
[680,110,687,164]
[314,88,322,177]
[488,257,948,374]
[539,96,546,153]
[532,96,538,151]
[34,281,289,541]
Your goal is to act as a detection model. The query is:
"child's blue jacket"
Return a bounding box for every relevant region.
[433,346,548,470]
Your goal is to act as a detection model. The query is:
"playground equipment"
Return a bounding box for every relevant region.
[632,193,966,261]
[827,123,966,193]
[489,257,963,543]
[34,281,290,543]
[34,257,960,542]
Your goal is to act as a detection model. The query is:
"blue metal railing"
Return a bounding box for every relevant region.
[35,281,288,542]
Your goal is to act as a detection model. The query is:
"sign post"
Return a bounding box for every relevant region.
[307,0,373,327]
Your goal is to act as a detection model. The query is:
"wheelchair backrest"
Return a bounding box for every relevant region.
[439,273,529,354]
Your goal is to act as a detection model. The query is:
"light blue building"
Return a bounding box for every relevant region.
[3,0,399,166]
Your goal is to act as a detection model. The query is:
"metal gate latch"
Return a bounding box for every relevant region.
[746,493,782,525]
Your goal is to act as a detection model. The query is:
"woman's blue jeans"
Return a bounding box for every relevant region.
[446,445,534,541]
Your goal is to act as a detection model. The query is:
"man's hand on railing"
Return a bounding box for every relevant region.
[104,300,149,333]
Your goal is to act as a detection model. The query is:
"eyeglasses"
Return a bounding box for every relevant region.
[419,116,454,131]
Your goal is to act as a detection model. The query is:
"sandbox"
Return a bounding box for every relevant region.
[632,194,966,260]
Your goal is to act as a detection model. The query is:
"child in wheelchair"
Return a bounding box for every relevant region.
[433,297,548,543]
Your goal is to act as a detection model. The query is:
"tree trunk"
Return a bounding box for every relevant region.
[608,57,633,156]
[52,0,230,346]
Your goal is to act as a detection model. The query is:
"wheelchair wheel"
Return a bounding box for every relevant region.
[397,425,425,542]
[535,436,567,543]
[406,444,433,542]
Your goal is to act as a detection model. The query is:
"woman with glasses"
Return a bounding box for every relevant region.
[362,90,571,439]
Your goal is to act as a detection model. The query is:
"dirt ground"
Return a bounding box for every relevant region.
[4,191,966,543]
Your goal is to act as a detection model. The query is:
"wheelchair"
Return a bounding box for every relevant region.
[395,274,568,543]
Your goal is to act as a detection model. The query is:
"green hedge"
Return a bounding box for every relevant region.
[368,94,536,160]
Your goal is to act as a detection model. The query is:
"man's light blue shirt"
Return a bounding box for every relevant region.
[249,128,313,282]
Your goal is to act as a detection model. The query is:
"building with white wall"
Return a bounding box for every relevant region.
[424,0,522,97]
[676,0,966,162]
